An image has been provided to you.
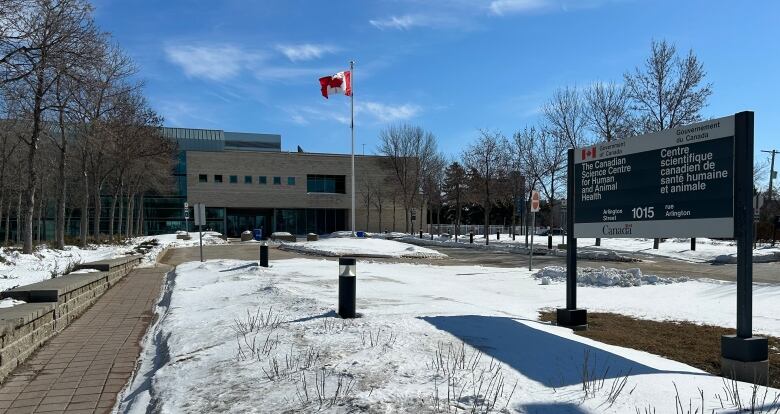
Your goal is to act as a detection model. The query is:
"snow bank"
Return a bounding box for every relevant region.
[535,266,688,287]
[280,237,447,259]
[119,259,780,413]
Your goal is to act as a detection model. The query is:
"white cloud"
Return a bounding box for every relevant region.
[360,101,422,122]
[369,15,424,30]
[164,44,260,81]
[275,44,337,62]
[488,0,549,15]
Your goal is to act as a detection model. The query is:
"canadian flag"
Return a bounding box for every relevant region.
[319,71,351,99]
[581,146,597,160]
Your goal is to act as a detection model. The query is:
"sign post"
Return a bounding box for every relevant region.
[556,149,586,329]
[529,191,540,271]
[567,112,766,384]
[193,203,206,262]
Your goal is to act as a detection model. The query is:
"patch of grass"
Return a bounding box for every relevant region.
[539,311,780,388]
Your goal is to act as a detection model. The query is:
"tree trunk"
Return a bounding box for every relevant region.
[66,208,73,239]
[135,194,144,236]
[35,184,44,244]
[80,170,89,247]
[377,205,383,233]
[117,185,123,237]
[126,193,134,238]
[93,182,102,241]
[16,190,22,244]
[391,200,396,232]
[108,189,118,241]
[55,115,67,249]
[4,198,10,244]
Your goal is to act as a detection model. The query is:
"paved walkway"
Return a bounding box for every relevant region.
[0,265,170,414]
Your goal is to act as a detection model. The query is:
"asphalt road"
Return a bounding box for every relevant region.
[159,242,780,284]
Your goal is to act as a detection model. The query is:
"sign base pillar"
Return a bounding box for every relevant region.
[720,335,768,385]
[556,308,587,330]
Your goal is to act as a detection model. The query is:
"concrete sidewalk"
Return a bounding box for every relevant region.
[0,265,170,414]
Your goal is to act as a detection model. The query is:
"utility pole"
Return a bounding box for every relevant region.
[762,149,778,200]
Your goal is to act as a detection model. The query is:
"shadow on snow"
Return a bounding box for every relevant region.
[420,315,707,388]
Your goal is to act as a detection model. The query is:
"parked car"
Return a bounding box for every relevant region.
[536,227,566,236]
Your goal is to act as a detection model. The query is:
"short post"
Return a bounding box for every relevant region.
[496,230,500,240]
[556,149,587,330]
[198,225,203,262]
[469,233,474,244]
[691,238,696,251]
[529,212,535,271]
[419,230,423,239]
[260,243,269,267]
[338,257,356,318]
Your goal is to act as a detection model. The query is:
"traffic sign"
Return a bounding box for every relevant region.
[530,191,540,213]
[193,203,206,226]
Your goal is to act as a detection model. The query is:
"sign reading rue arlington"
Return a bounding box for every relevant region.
[574,115,736,238]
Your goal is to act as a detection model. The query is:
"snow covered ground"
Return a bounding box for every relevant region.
[119,258,780,413]
[0,231,227,292]
[280,237,447,259]
[398,233,780,264]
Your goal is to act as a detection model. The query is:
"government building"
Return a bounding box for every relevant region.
[149,127,418,238]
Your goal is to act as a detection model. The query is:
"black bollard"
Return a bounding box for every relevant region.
[260,243,269,267]
[469,233,474,244]
[338,257,356,318]
[497,230,500,240]
[419,230,423,239]
[691,238,696,251]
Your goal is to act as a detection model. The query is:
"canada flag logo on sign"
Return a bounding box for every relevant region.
[581,147,597,160]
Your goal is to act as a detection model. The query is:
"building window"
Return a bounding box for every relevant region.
[273,176,281,185]
[229,175,238,184]
[198,174,207,183]
[307,175,346,193]
[244,175,252,184]
[288,177,296,185]
[214,174,223,183]
[259,176,267,184]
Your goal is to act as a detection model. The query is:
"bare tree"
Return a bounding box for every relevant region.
[624,39,712,133]
[377,124,437,233]
[462,130,510,245]
[585,81,635,142]
[420,153,445,235]
[360,176,374,231]
[543,86,590,149]
[443,161,466,241]
[0,0,98,253]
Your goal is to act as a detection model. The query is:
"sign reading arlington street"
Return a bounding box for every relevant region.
[574,115,736,238]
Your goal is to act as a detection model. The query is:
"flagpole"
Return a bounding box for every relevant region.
[350,60,356,237]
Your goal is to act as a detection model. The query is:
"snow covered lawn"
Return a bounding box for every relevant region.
[119,259,780,413]
[280,237,447,259]
[0,231,227,293]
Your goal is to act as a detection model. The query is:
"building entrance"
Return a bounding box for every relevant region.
[226,209,273,238]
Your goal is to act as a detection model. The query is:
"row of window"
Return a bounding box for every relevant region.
[198,174,295,186]
[196,174,347,194]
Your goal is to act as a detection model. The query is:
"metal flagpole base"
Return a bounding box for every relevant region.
[556,308,587,330]
[720,335,768,385]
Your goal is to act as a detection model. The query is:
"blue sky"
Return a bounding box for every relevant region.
[93,0,779,161]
